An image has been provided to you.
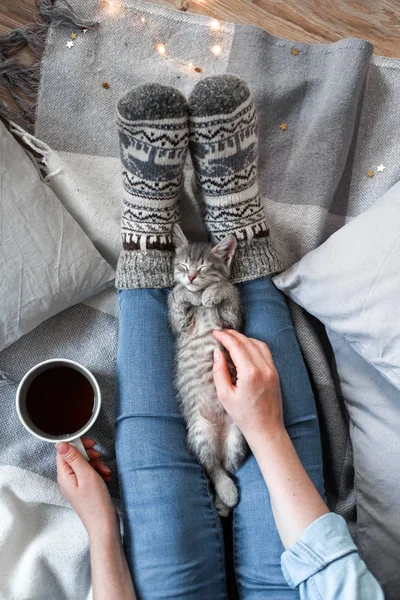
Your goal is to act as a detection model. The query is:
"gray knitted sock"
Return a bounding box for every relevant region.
[116,84,189,289]
[188,75,281,283]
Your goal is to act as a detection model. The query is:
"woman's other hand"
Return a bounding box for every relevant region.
[56,438,117,539]
[213,329,285,444]
[213,330,330,550]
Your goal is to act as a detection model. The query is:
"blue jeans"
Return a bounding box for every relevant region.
[114,276,325,599]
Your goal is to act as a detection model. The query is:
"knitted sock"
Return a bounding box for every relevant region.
[188,75,281,283]
[116,84,189,289]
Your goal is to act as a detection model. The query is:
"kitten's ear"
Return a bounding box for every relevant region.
[172,224,188,248]
[211,235,237,267]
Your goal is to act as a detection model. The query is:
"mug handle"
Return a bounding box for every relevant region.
[69,437,90,461]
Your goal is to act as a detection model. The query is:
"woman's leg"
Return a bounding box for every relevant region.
[233,276,325,599]
[115,288,226,599]
[114,84,226,599]
[187,75,324,598]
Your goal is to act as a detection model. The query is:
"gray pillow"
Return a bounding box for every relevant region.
[326,327,400,600]
[0,122,115,350]
[272,181,400,598]
[272,180,400,392]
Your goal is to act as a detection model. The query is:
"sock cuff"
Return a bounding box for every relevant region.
[115,239,281,288]
[115,250,174,289]
[230,238,282,284]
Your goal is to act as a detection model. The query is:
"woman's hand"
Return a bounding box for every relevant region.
[213,329,285,444]
[57,440,137,599]
[214,330,330,549]
[56,438,117,540]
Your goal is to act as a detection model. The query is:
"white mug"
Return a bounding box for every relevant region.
[16,358,102,461]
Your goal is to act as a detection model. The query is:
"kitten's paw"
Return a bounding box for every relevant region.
[174,286,202,306]
[201,297,216,308]
[189,293,203,307]
[215,495,231,518]
[201,287,221,308]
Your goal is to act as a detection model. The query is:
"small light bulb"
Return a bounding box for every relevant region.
[188,61,194,67]
[105,0,121,15]
[156,43,166,56]
[210,19,221,30]
[211,44,222,56]
[141,16,146,23]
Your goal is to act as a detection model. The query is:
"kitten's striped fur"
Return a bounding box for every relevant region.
[168,225,246,516]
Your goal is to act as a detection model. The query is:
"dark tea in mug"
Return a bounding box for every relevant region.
[25,366,95,436]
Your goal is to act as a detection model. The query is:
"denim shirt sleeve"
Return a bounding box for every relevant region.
[281,513,384,600]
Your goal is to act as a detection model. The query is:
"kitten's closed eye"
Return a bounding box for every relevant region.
[179,263,189,271]
[198,265,208,272]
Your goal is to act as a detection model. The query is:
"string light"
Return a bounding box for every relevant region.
[79,3,226,74]
[210,19,221,31]
[176,60,202,73]
[156,43,167,56]
[211,44,222,56]
[104,0,122,15]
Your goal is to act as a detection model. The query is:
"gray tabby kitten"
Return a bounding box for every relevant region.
[168,224,247,516]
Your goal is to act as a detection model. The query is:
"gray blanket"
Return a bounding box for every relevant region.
[1,0,400,597]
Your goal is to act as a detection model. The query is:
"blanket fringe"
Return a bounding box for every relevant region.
[0,0,97,131]
[0,24,48,61]
[36,0,96,28]
[0,60,41,126]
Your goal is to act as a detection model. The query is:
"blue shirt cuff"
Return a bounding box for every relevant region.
[281,513,357,588]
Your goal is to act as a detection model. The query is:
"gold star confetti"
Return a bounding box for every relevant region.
[70,32,77,40]
[82,27,88,34]
[102,82,110,89]
[377,164,386,172]
[280,123,288,131]
[367,170,374,178]
[66,40,74,48]
[291,48,299,56]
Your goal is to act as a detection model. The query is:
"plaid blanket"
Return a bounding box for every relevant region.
[1,0,400,597]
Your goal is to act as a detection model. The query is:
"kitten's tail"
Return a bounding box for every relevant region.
[213,468,238,508]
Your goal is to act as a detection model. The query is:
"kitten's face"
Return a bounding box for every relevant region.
[173,226,237,293]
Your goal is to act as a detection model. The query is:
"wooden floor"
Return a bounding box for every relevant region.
[1,0,399,57]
